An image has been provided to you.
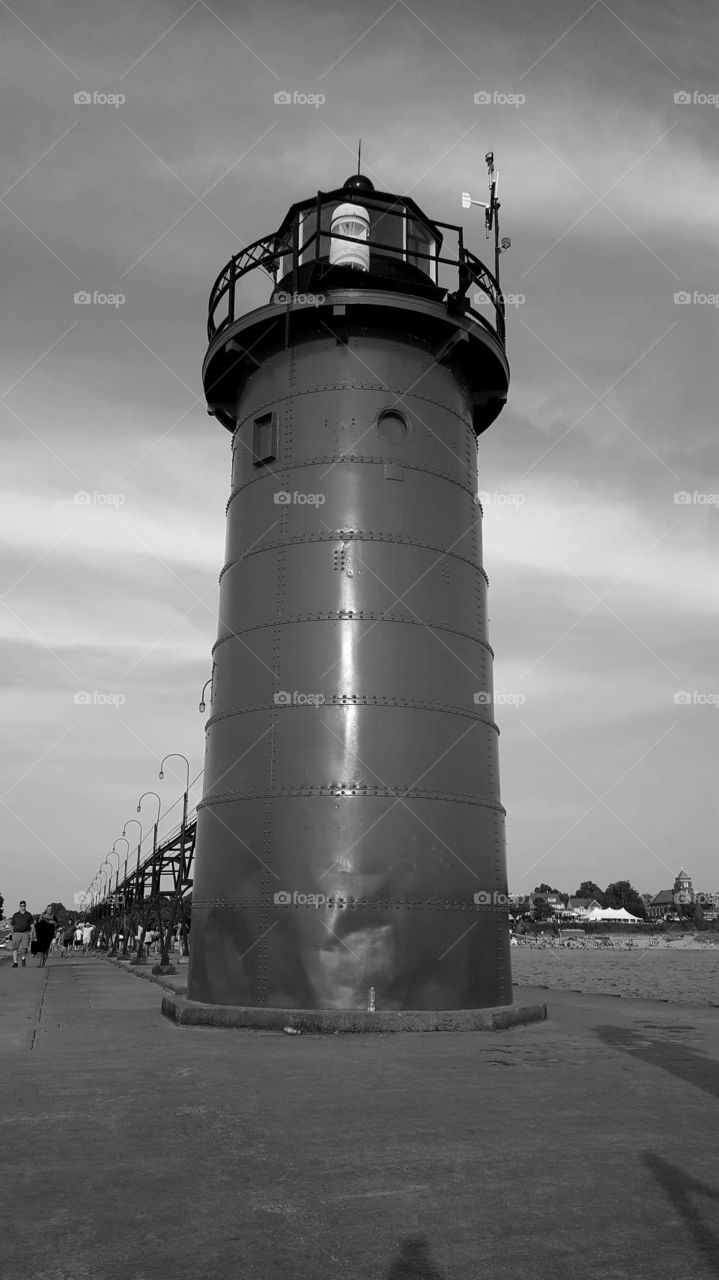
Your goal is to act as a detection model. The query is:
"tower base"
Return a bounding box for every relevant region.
[160,995,547,1033]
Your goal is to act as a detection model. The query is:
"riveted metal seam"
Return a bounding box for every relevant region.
[204,696,500,734]
[211,613,495,658]
[219,533,490,584]
[198,786,506,815]
[225,456,478,514]
[232,385,474,445]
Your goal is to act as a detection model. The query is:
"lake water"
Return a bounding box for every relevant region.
[511,945,719,1005]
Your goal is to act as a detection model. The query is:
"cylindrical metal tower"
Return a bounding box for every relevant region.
[188,171,511,1011]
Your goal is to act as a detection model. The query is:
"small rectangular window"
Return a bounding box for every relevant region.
[253,413,278,465]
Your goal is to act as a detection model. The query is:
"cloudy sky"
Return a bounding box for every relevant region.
[1,0,717,917]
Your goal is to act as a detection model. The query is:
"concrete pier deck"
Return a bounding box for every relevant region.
[2,952,719,1279]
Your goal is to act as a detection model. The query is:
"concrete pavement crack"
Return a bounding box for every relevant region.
[30,966,51,1051]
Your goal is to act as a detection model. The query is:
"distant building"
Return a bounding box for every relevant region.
[674,868,694,904]
[648,890,675,920]
[568,897,603,913]
[697,895,718,923]
[649,869,695,920]
[530,892,565,911]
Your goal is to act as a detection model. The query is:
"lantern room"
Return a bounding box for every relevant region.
[273,174,443,300]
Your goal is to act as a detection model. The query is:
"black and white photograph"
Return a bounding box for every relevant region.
[1,1,718,1276]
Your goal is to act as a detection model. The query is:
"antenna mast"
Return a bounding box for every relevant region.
[484,152,501,283]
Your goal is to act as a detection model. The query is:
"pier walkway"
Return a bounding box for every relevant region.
[2,952,719,1280]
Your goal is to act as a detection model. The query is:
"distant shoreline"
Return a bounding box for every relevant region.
[513,933,719,951]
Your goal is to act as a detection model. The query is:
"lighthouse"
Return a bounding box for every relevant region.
[187,160,512,1012]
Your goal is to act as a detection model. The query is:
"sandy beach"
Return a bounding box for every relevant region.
[515,931,719,949]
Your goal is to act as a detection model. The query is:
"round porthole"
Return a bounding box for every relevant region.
[376,409,408,442]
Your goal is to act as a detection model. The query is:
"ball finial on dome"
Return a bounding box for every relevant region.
[343,174,375,194]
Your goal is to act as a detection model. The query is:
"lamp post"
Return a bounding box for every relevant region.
[113,837,130,912]
[107,849,120,894]
[100,861,112,948]
[100,861,111,900]
[88,877,98,933]
[107,851,121,953]
[137,793,161,865]
[122,819,143,959]
[158,753,190,968]
[136,793,161,963]
[113,838,129,875]
[117,833,132,957]
[93,873,105,943]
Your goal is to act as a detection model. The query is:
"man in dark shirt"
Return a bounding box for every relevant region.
[11,900,33,968]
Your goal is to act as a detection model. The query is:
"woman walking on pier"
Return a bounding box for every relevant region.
[34,907,59,967]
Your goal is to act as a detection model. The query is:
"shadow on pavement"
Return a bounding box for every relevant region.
[384,1236,446,1279]
[643,1154,719,1276]
[595,1025,719,1100]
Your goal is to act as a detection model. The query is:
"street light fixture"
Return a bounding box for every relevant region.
[100,860,112,899]
[158,753,190,791]
[137,792,161,862]
[199,678,213,714]
[107,848,120,889]
[113,838,129,901]
[122,820,142,870]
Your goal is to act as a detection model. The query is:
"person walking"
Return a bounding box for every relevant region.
[11,900,33,967]
[34,906,59,967]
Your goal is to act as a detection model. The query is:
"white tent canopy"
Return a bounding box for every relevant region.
[584,906,641,922]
